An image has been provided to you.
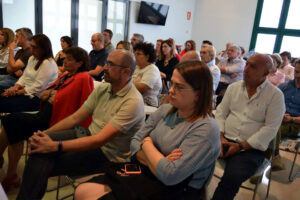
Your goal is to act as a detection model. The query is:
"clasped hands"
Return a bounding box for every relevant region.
[28,131,57,154]
[1,86,19,97]
[220,137,240,158]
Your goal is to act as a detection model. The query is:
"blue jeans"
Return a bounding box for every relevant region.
[0,74,17,93]
[17,127,109,200]
[212,149,265,200]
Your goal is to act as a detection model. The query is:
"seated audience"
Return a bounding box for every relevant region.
[131,33,144,48]
[0,46,93,192]
[200,45,221,92]
[180,40,196,57]
[16,49,145,199]
[268,53,285,86]
[54,36,73,76]
[103,29,115,54]
[116,40,133,53]
[0,34,58,113]
[217,42,232,61]
[201,40,213,47]
[88,33,109,81]
[272,59,300,170]
[156,39,179,93]
[155,39,163,60]
[239,46,245,59]
[215,45,245,105]
[212,54,285,200]
[0,28,15,74]
[133,42,162,107]
[279,51,294,82]
[74,60,220,200]
[0,28,32,90]
[168,38,181,60]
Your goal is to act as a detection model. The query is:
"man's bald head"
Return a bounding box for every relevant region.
[180,50,200,62]
[244,53,273,87]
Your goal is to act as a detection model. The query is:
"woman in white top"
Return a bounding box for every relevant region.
[132,42,162,107]
[0,28,15,74]
[0,34,58,113]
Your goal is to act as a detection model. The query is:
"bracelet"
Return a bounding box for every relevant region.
[292,117,295,123]
[58,140,63,152]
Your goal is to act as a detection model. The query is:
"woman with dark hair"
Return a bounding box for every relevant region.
[156,39,179,93]
[0,46,94,192]
[133,42,162,107]
[74,60,220,200]
[55,36,73,76]
[0,28,15,74]
[180,40,196,57]
[0,34,58,113]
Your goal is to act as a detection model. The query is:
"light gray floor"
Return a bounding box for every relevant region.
[1,145,300,200]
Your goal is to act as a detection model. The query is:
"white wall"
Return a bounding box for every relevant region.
[128,0,196,46]
[191,0,257,52]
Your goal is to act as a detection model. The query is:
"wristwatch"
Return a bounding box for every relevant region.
[239,143,245,152]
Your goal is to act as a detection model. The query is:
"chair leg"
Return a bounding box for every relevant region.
[251,175,262,200]
[265,166,272,200]
[289,143,300,182]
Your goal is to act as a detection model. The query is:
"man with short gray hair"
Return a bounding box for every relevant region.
[212,54,285,200]
[216,45,245,105]
[200,46,220,92]
[131,33,144,48]
[88,33,109,81]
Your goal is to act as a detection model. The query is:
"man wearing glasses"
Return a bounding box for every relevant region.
[17,49,145,199]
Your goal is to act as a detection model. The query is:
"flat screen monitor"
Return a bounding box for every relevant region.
[137,1,169,26]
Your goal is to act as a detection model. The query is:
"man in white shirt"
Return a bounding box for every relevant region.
[212,54,285,200]
[200,45,221,93]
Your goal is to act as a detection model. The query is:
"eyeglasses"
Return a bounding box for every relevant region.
[105,61,128,68]
[170,81,195,93]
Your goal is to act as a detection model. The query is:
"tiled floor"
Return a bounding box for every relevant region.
[1,147,300,199]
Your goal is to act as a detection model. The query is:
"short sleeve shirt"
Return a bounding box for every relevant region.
[83,81,145,162]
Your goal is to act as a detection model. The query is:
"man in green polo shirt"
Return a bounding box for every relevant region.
[17,49,145,199]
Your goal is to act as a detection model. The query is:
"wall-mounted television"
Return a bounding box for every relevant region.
[137,1,169,26]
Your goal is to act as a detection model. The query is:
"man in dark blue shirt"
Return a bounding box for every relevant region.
[88,33,108,81]
[272,59,300,170]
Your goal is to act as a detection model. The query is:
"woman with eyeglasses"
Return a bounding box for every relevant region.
[132,42,162,107]
[0,46,94,192]
[0,34,58,113]
[74,60,220,200]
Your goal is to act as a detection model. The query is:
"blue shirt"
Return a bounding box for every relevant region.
[279,80,300,117]
[130,104,220,189]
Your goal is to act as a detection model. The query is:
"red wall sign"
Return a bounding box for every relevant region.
[187,11,191,20]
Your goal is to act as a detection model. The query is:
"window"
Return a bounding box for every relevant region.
[107,0,127,46]
[250,0,300,57]
[3,0,35,33]
[1,0,129,52]
[43,0,71,54]
[78,0,103,53]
